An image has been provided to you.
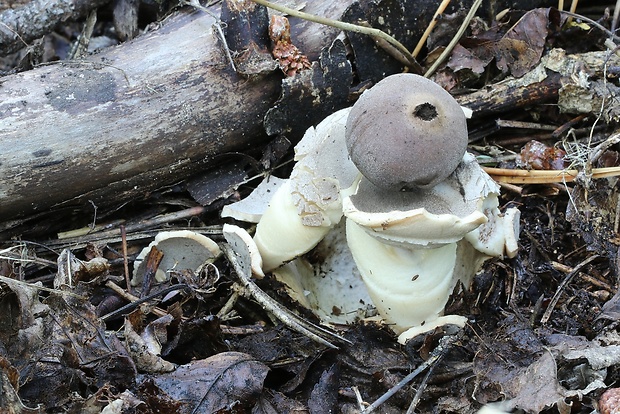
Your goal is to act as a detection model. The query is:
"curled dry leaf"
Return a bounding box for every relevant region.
[124,308,177,373]
[55,249,109,289]
[448,8,562,77]
[0,356,37,413]
[516,140,567,170]
[0,285,136,408]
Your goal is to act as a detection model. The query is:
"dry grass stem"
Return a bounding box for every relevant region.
[483,166,620,184]
[249,0,417,68]
[412,0,451,58]
[424,0,482,77]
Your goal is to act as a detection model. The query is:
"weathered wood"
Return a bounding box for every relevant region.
[0,0,112,56]
[456,73,562,118]
[0,1,349,222]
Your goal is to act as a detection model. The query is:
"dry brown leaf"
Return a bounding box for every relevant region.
[448,8,561,77]
[124,308,177,373]
[502,352,571,413]
[152,352,269,413]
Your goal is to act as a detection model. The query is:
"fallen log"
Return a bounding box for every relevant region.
[0,0,564,229]
[0,1,349,223]
[0,0,111,56]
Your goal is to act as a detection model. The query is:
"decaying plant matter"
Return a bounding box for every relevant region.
[3,0,620,412]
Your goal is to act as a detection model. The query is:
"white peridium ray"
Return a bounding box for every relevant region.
[252,108,359,272]
[345,219,461,334]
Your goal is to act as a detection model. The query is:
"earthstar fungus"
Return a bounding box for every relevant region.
[225,74,520,343]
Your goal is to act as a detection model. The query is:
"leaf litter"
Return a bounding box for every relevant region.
[3,1,620,413]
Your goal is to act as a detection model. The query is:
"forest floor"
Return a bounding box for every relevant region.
[2,0,620,413]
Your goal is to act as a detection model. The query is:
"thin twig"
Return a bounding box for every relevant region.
[612,0,620,34]
[0,21,29,49]
[222,244,351,349]
[101,281,191,321]
[35,60,131,85]
[0,275,85,298]
[68,9,97,59]
[540,255,599,325]
[184,0,237,72]
[216,286,241,318]
[424,0,482,77]
[0,244,57,267]
[560,10,617,40]
[405,361,437,414]
[496,119,557,131]
[362,333,459,413]
[352,386,367,411]
[121,225,131,294]
[55,206,208,243]
[248,0,417,68]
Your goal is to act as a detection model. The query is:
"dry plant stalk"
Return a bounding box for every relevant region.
[483,166,620,184]
[248,0,418,68]
[412,0,451,58]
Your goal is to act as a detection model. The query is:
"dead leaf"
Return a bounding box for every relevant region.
[124,307,177,373]
[495,9,553,77]
[55,249,109,289]
[448,43,490,74]
[253,389,309,413]
[448,8,561,77]
[0,356,41,413]
[0,278,49,337]
[152,352,269,413]
[135,378,185,413]
[502,352,571,414]
[472,316,564,412]
[472,316,611,413]
[559,79,620,122]
[308,363,340,414]
[100,389,144,412]
[547,332,620,371]
[0,288,136,409]
[566,177,620,267]
[598,290,620,321]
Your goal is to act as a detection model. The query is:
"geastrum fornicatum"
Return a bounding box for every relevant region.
[223,74,520,343]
